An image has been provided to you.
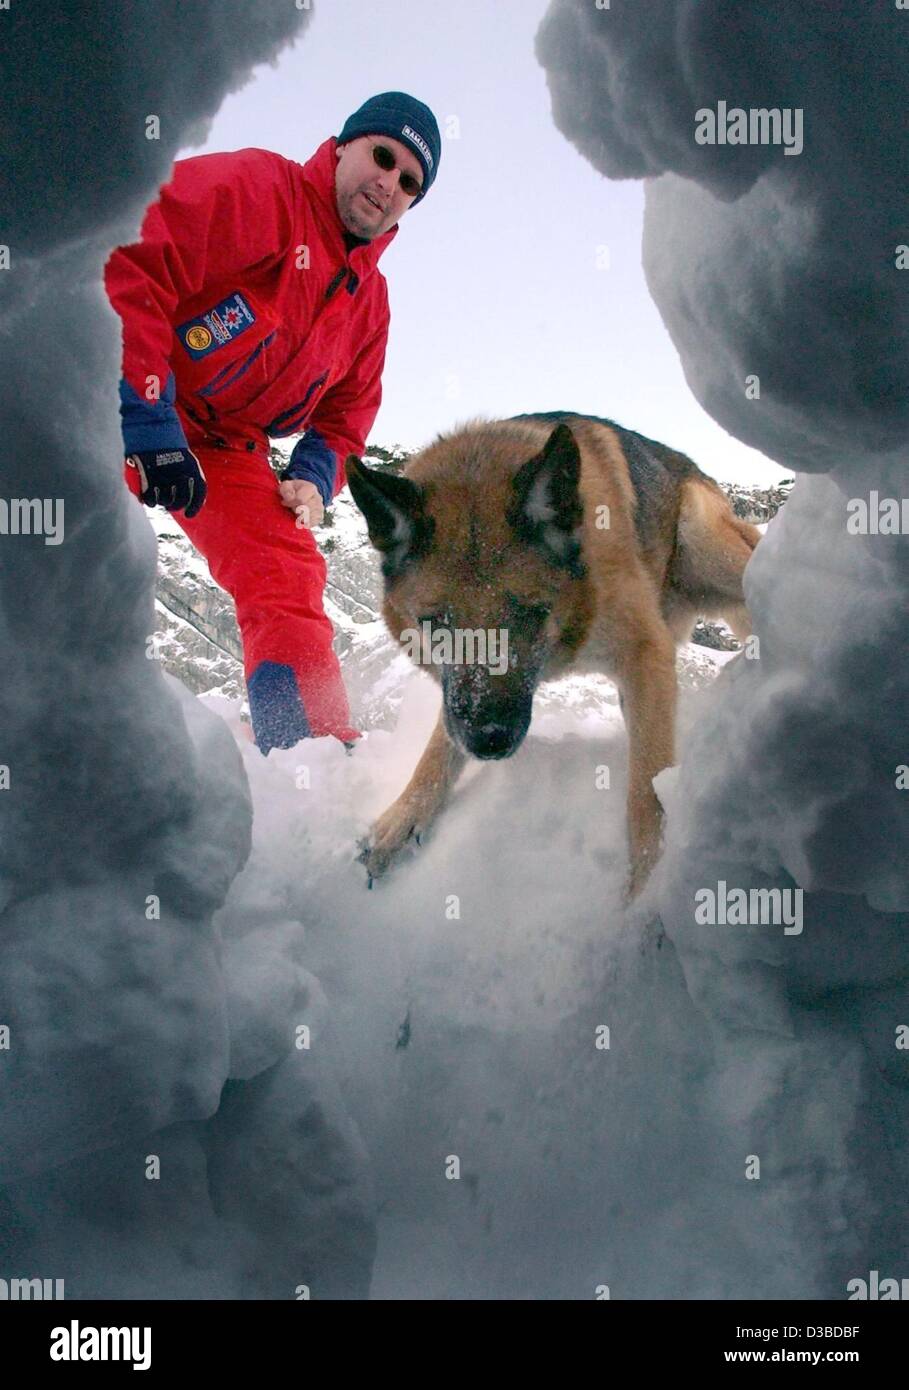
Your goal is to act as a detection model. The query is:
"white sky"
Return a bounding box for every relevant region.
[176,0,788,486]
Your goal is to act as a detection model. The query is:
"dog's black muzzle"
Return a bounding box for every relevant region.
[442,668,534,760]
[460,719,529,760]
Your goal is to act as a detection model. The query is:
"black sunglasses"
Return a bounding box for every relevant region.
[371,143,423,198]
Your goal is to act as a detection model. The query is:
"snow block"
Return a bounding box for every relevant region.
[205,1050,376,1300]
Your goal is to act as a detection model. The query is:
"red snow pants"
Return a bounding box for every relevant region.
[125,440,360,752]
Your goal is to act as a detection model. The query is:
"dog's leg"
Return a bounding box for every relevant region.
[360,711,466,880]
[615,625,677,898]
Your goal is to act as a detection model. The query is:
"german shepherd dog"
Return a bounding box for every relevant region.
[347,413,760,896]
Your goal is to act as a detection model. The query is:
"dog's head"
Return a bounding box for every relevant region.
[347,422,593,760]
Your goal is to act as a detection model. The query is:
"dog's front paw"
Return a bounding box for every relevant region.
[357,801,424,884]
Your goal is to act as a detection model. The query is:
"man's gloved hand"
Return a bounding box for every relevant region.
[126,448,207,518]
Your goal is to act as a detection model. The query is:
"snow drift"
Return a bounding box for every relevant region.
[0,0,374,1299]
[536,0,909,1294]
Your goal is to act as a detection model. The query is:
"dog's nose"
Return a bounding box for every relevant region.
[470,723,516,759]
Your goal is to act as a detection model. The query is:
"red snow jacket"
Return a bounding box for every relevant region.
[104,137,397,502]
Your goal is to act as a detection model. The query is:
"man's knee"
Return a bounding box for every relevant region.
[211,524,329,609]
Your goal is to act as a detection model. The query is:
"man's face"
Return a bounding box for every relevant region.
[334,134,423,239]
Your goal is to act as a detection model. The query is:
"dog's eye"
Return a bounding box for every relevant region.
[418,611,447,627]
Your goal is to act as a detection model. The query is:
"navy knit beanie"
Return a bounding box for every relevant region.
[337,92,441,203]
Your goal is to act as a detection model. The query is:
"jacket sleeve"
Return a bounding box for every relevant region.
[104,147,297,455]
[300,290,390,500]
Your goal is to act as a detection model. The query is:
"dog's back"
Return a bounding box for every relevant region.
[410,411,760,648]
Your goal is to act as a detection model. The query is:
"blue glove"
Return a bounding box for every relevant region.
[127,447,207,518]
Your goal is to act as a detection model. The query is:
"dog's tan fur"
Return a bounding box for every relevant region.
[347,414,760,896]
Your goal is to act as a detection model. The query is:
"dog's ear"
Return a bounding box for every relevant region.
[506,424,585,578]
[346,455,435,579]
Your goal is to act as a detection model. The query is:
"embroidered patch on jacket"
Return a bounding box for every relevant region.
[177,292,257,359]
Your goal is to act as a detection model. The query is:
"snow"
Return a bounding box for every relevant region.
[191,622,893,1299]
[535,0,909,1296]
[197,668,727,1299]
[3,0,907,1303]
[0,0,377,1302]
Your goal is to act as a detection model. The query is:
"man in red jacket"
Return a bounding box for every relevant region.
[105,92,441,752]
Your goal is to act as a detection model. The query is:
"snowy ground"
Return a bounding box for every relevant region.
[200,643,754,1300]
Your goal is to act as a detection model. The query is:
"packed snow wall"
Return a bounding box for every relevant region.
[0,1,374,1299]
[536,0,909,1294]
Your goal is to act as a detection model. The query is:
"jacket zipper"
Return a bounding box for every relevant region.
[259,260,355,432]
[325,267,347,300]
[325,265,359,299]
